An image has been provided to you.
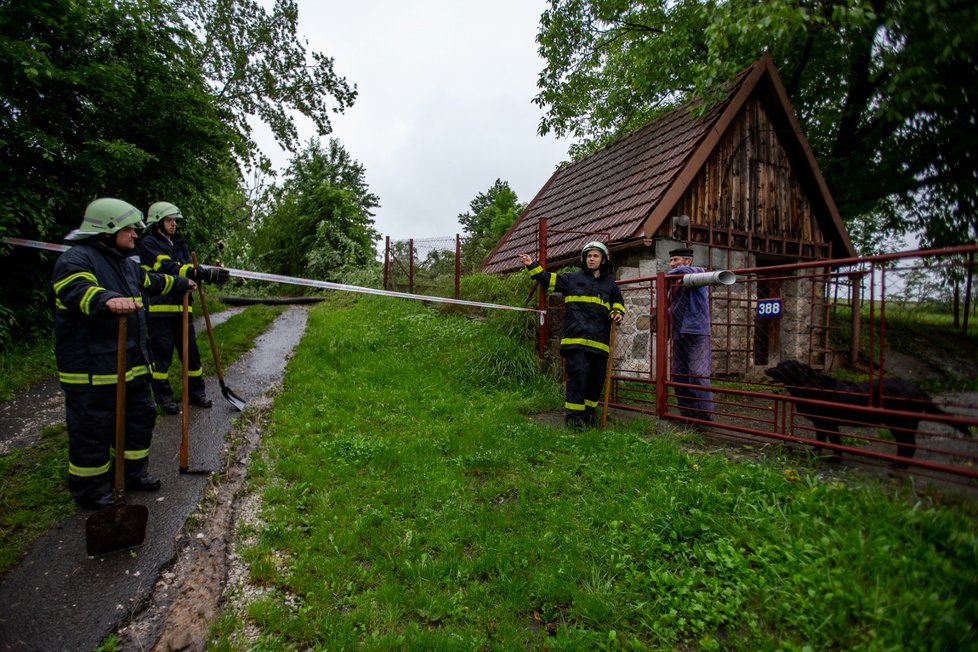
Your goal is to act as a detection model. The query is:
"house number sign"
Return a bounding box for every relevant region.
[756,298,783,319]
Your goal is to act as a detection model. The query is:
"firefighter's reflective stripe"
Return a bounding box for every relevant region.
[72,365,151,386]
[79,286,103,314]
[145,272,175,294]
[144,254,171,272]
[154,367,202,379]
[54,272,105,315]
[148,304,193,314]
[527,265,557,292]
[612,302,625,313]
[565,401,586,412]
[144,254,193,278]
[109,446,150,461]
[53,271,97,293]
[584,398,599,408]
[69,459,111,478]
[565,295,611,310]
[560,337,610,353]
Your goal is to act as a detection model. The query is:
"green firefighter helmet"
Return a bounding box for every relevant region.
[64,198,146,242]
[145,201,183,226]
[580,241,609,265]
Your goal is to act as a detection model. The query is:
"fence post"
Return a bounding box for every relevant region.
[537,217,548,360]
[384,236,390,291]
[849,271,863,367]
[655,272,669,417]
[409,238,414,294]
[964,252,974,333]
[455,234,461,300]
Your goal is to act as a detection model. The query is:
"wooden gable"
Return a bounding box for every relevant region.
[481,53,854,274]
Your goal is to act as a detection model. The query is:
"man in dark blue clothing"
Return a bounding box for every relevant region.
[520,242,625,430]
[667,247,714,422]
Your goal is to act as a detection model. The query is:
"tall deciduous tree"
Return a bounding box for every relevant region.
[534,0,978,248]
[458,179,525,271]
[0,0,240,338]
[0,0,357,341]
[175,0,357,170]
[248,138,379,281]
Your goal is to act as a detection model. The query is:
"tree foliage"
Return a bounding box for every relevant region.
[534,0,978,248]
[458,179,525,271]
[174,0,356,170]
[248,138,379,281]
[0,0,239,339]
[0,0,357,342]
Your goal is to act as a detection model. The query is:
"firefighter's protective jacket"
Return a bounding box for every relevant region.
[137,230,195,317]
[52,239,187,390]
[525,260,625,355]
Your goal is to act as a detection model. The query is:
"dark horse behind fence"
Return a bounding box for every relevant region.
[764,359,971,460]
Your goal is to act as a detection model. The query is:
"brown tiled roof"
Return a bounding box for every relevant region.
[481,53,852,273]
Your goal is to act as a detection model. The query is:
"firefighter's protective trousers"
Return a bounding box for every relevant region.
[64,380,155,499]
[147,317,205,401]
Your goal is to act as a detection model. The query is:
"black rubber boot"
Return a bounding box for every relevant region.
[564,414,586,432]
[189,393,212,408]
[125,473,162,491]
[156,396,180,415]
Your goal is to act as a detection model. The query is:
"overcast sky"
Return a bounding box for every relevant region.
[255,0,570,242]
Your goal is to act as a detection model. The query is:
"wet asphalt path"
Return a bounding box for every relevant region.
[0,306,307,652]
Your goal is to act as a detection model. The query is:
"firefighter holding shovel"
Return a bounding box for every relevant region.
[137,201,229,414]
[53,198,194,509]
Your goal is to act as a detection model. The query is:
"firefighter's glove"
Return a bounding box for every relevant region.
[199,265,230,284]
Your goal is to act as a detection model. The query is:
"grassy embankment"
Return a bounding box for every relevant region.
[0,301,285,576]
[210,292,978,650]
[829,302,978,391]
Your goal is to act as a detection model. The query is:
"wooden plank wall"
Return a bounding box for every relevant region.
[663,98,830,260]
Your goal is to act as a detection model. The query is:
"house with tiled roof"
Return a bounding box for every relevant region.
[483,52,853,274]
[483,53,856,376]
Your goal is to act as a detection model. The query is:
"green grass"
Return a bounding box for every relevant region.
[0,335,57,401]
[0,424,75,573]
[0,304,284,578]
[212,295,978,650]
[830,303,978,391]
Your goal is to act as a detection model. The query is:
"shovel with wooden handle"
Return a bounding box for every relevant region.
[191,252,246,411]
[600,322,617,429]
[85,314,149,556]
[178,289,216,476]
[179,290,191,473]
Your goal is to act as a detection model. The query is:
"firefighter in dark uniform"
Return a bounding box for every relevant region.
[520,242,625,430]
[53,198,194,508]
[137,202,228,414]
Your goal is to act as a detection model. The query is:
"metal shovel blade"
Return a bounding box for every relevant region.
[85,503,148,556]
[191,252,246,412]
[221,382,247,411]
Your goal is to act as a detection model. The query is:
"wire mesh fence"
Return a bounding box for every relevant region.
[383,236,461,298]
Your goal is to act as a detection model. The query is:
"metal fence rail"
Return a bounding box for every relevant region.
[602,244,978,482]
